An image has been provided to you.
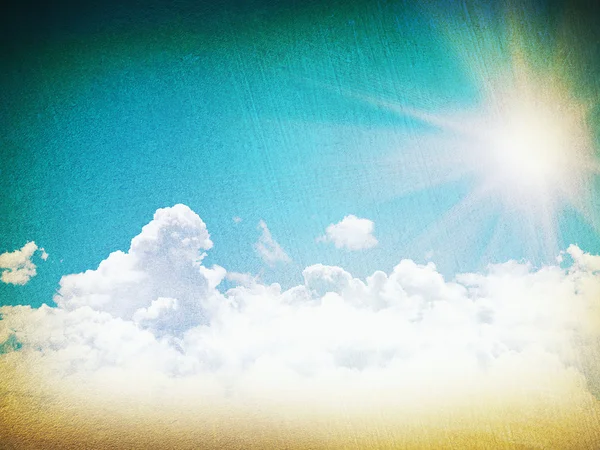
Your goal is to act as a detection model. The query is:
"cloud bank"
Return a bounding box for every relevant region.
[1,205,600,447]
[0,241,47,285]
[319,215,378,250]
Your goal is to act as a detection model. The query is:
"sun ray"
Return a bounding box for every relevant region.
[476,213,509,268]
[406,187,495,267]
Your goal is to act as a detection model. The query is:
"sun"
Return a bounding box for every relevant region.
[464,69,596,210]
[484,97,571,191]
[429,60,600,260]
[355,54,599,263]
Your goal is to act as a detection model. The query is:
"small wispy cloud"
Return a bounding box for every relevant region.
[254,220,291,266]
[0,241,46,285]
[319,215,378,250]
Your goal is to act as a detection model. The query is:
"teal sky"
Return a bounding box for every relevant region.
[1,0,599,308]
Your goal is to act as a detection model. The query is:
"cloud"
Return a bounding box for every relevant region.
[0,241,45,285]
[319,215,378,250]
[226,271,261,287]
[566,243,600,271]
[233,216,242,224]
[1,204,600,445]
[54,204,224,336]
[254,220,291,265]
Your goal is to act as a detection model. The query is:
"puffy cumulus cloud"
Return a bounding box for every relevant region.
[54,204,224,336]
[566,243,600,271]
[1,205,600,446]
[319,215,378,250]
[0,241,47,285]
[254,220,291,265]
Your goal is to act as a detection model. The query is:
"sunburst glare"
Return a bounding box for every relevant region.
[351,8,600,264]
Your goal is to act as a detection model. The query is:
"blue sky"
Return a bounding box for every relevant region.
[1,0,599,308]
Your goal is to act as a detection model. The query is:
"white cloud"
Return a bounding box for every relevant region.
[233,216,242,224]
[0,241,43,285]
[226,271,261,287]
[254,220,291,265]
[319,215,378,250]
[54,204,222,335]
[1,204,600,424]
[566,244,600,271]
[40,248,49,261]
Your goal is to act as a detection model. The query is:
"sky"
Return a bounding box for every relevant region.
[2,0,600,448]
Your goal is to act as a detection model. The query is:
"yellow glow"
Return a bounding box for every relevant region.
[458,49,598,219]
[483,93,576,193]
